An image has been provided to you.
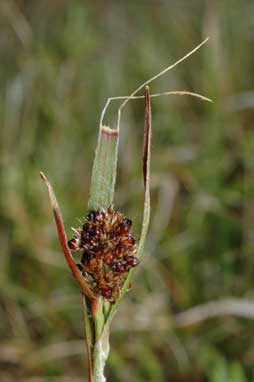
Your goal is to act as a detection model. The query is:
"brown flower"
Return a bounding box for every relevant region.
[68,207,139,301]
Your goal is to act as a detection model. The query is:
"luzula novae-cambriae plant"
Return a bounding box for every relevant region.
[41,39,211,382]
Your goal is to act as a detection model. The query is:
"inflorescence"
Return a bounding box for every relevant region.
[68,207,139,302]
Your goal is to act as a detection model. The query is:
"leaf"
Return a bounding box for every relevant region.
[105,86,152,325]
[40,172,95,299]
[88,126,119,211]
[137,85,151,259]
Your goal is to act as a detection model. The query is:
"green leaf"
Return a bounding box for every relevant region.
[136,85,151,259]
[88,125,119,211]
[105,86,152,325]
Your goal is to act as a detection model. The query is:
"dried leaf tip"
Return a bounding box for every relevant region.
[40,171,47,182]
[40,171,58,209]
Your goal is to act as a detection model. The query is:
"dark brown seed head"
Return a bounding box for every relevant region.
[68,207,138,301]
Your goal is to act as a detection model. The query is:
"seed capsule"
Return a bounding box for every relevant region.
[124,235,136,246]
[112,262,127,273]
[119,218,132,234]
[83,223,90,231]
[86,211,96,220]
[101,287,113,299]
[68,238,80,251]
[81,251,91,264]
[76,263,84,272]
[104,253,114,265]
[127,256,139,267]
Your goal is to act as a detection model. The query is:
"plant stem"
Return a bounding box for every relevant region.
[82,295,110,382]
[92,327,110,382]
[82,295,94,382]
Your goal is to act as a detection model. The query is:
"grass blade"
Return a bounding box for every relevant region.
[88,126,119,211]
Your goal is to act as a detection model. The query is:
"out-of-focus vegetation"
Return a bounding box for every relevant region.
[0,1,254,381]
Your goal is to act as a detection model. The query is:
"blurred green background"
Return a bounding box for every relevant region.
[1,1,254,381]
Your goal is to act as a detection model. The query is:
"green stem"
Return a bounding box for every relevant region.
[92,298,110,382]
[82,295,94,382]
[92,327,110,382]
[82,295,110,382]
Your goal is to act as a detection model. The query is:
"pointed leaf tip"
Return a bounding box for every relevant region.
[40,171,47,181]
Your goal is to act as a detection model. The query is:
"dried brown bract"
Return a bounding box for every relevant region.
[68,207,138,301]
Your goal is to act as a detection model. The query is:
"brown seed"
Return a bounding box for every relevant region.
[104,253,114,265]
[68,238,80,251]
[114,244,124,256]
[124,235,136,246]
[86,211,96,220]
[81,251,91,264]
[112,262,127,273]
[82,231,92,242]
[83,223,90,231]
[127,256,139,267]
[108,231,117,240]
[119,218,132,234]
[76,263,84,271]
[101,287,113,299]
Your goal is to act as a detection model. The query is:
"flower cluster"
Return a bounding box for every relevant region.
[68,207,139,301]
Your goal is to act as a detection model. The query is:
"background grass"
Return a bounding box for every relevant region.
[0,1,254,381]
